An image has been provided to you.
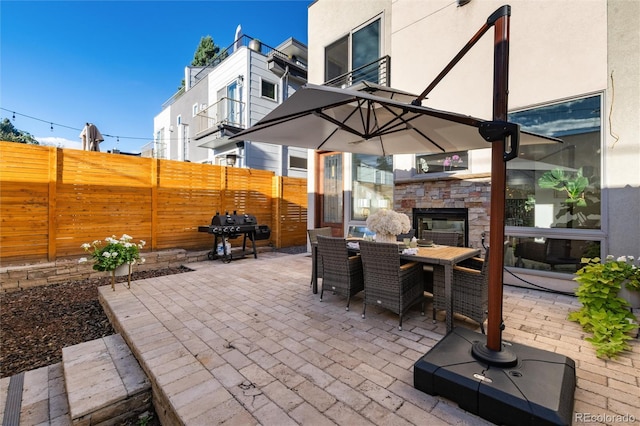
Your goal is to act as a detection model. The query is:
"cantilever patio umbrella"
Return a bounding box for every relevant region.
[233,6,575,425]
[232,80,559,157]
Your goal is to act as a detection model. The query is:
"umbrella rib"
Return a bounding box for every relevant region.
[235,109,325,138]
[374,104,450,152]
[317,127,341,151]
[313,110,367,138]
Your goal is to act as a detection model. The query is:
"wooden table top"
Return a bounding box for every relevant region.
[400,245,480,265]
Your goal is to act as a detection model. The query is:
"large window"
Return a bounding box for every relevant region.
[324,18,381,85]
[506,95,601,230]
[351,154,393,221]
[504,94,602,274]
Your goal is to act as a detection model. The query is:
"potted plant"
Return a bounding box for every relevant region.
[79,234,146,290]
[569,255,640,358]
[366,209,411,243]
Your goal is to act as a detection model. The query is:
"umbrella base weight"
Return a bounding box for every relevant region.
[414,327,576,426]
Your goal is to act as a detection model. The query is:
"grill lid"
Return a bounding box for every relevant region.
[211,211,259,226]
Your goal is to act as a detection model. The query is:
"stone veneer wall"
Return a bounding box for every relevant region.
[393,173,492,250]
[0,249,212,293]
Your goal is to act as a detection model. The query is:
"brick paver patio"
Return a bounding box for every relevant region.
[93,251,640,425]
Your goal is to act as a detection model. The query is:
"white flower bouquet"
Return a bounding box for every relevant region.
[366,209,411,237]
[80,234,145,272]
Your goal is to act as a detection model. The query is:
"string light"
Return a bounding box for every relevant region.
[0,107,151,141]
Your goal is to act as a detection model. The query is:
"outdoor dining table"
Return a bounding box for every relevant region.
[399,245,480,332]
[311,241,480,332]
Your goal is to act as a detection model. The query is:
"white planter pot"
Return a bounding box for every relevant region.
[375,232,397,244]
[114,263,131,277]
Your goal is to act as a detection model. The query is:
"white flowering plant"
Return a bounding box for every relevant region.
[79,234,145,272]
[366,209,411,236]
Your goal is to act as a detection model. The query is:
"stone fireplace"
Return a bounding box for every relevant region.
[395,174,491,249]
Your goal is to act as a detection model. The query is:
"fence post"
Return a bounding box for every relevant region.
[150,159,158,251]
[272,176,283,249]
[48,148,59,262]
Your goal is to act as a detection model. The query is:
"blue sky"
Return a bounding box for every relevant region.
[1,0,310,153]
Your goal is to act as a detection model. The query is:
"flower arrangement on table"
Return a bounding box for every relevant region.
[569,255,640,358]
[366,209,411,243]
[79,234,146,290]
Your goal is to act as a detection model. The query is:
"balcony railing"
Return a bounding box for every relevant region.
[323,56,391,88]
[195,97,245,139]
[140,140,167,159]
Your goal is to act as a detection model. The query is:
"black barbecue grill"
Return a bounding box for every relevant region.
[198,211,270,262]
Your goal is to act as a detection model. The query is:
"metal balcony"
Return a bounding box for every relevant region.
[323,56,391,88]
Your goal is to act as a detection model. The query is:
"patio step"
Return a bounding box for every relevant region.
[1,364,66,425]
[62,334,152,425]
[0,334,151,426]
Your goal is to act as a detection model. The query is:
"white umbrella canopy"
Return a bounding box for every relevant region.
[232,82,559,156]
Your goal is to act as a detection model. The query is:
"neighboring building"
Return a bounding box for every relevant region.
[307,0,639,293]
[148,33,309,177]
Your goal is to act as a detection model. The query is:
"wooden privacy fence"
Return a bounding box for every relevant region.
[0,142,308,265]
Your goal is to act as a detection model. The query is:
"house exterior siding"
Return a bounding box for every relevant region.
[154,37,308,176]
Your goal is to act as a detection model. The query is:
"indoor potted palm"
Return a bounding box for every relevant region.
[79,234,146,290]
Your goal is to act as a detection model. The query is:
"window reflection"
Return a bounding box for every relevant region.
[504,236,600,274]
[352,154,393,221]
[507,95,601,230]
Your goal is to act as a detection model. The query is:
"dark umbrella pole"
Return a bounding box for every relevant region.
[481,4,515,362]
[413,6,576,425]
[408,5,515,359]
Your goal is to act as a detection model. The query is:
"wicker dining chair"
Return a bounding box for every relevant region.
[421,230,461,247]
[316,235,364,311]
[432,247,489,333]
[308,227,333,287]
[358,240,425,330]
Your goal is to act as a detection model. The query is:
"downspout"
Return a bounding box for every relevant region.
[280,65,290,176]
[280,65,290,101]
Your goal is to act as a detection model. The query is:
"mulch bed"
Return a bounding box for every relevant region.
[0,266,192,379]
[1,266,193,425]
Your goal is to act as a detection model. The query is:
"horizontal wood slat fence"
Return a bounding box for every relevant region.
[0,142,308,266]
